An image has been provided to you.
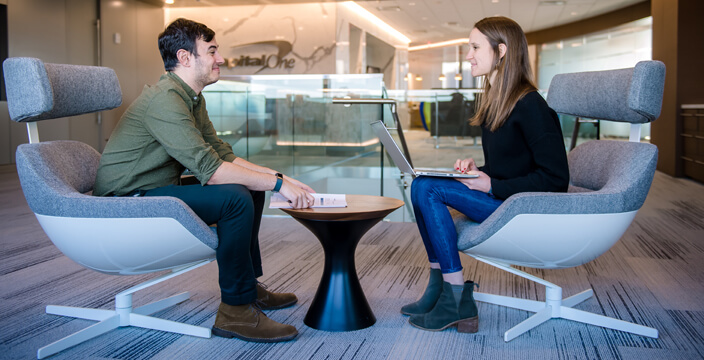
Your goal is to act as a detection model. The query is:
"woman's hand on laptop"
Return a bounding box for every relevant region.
[454,158,479,174]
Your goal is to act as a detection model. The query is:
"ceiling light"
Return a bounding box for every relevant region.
[439,74,446,81]
[342,2,411,44]
[165,0,174,4]
[539,1,565,5]
[409,38,469,51]
[492,0,499,3]
[415,75,423,81]
[455,74,462,81]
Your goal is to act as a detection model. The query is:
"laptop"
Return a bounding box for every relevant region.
[370,120,478,179]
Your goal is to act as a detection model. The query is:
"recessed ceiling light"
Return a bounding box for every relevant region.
[539,1,566,5]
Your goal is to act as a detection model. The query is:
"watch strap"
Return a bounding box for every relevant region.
[273,172,284,192]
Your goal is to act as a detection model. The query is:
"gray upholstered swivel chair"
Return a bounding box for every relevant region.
[4,57,218,359]
[454,60,665,341]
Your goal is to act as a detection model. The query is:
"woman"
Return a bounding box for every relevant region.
[404,16,569,333]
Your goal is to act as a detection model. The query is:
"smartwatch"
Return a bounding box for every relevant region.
[272,172,284,192]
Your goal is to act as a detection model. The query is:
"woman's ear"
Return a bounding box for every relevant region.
[498,43,507,60]
[176,49,191,67]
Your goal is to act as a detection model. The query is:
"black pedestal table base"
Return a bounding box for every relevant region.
[293,216,383,331]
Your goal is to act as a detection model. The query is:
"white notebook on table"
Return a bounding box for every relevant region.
[269,193,347,208]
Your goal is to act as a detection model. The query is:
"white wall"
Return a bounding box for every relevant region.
[365,32,396,88]
[166,2,410,89]
[99,0,164,150]
[335,3,408,90]
[166,3,338,75]
[538,17,653,139]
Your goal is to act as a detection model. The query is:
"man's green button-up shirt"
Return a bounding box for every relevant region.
[94,72,236,197]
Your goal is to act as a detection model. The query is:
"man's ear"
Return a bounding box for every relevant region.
[176,49,191,67]
[498,43,507,60]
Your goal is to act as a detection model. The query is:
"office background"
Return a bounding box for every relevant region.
[0,0,702,182]
[0,0,703,359]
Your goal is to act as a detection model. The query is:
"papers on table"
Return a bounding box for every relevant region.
[269,193,347,209]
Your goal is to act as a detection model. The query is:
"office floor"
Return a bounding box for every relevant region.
[1,137,703,359]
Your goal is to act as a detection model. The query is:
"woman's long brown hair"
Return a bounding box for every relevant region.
[470,17,537,131]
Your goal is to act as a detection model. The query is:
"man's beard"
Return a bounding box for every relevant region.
[195,59,218,87]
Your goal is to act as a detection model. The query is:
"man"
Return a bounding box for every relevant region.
[94,18,315,343]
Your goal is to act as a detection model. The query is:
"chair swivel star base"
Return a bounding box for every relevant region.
[38,260,212,359]
[472,256,658,342]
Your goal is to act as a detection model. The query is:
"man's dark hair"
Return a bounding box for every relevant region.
[158,18,215,71]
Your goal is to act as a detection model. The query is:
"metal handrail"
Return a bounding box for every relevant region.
[332,98,414,169]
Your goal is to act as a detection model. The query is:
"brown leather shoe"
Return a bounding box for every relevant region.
[211,302,298,342]
[256,283,298,310]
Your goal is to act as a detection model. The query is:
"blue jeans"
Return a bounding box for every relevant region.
[411,176,503,274]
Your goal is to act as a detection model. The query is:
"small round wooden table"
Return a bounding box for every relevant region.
[280,195,404,331]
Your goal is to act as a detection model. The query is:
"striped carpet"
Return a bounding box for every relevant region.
[1,166,703,360]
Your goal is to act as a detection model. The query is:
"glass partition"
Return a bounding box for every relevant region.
[203,74,417,220]
[386,89,483,150]
[538,17,652,143]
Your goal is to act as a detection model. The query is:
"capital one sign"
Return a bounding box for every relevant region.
[224,40,296,73]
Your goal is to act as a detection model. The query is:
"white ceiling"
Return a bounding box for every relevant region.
[163,0,647,46]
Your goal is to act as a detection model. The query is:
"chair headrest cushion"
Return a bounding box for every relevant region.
[546,60,665,124]
[3,57,122,122]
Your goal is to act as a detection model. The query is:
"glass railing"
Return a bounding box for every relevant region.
[202,74,415,221]
[386,89,483,150]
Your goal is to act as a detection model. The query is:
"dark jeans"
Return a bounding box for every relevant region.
[411,176,503,274]
[142,183,264,306]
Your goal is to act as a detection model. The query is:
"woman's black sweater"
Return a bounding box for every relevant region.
[478,91,570,200]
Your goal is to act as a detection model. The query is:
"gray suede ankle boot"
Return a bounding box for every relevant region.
[408,280,479,333]
[401,268,443,316]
